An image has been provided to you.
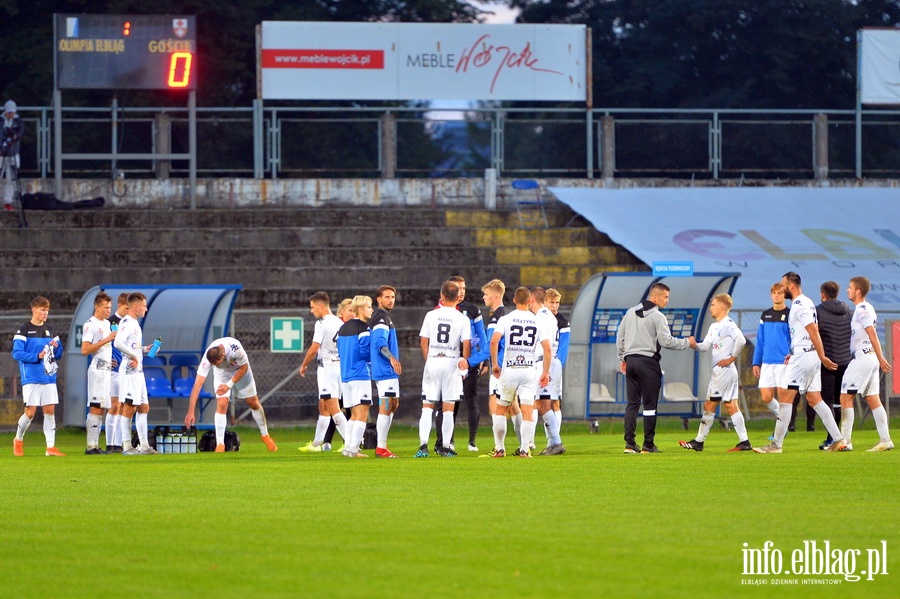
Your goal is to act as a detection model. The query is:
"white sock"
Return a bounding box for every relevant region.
[541,411,560,445]
[376,413,391,449]
[332,411,348,442]
[251,407,269,437]
[86,413,102,448]
[419,407,433,447]
[135,412,149,447]
[43,413,56,448]
[492,414,507,451]
[349,419,365,453]
[730,411,748,442]
[512,413,523,445]
[313,415,330,445]
[16,414,33,440]
[696,411,715,442]
[105,413,116,446]
[215,412,227,445]
[441,409,455,449]
[112,413,123,446]
[840,407,855,441]
[773,403,792,446]
[766,399,780,416]
[553,409,562,442]
[520,419,536,453]
[119,415,133,449]
[871,405,891,443]
[813,402,843,442]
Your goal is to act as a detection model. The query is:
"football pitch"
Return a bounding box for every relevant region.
[0,418,896,599]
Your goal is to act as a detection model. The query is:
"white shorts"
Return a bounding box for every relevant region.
[23,384,59,407]
[87,367,112,409]
[119,372,149,406]
[841,354,880,397]
[781,350,821,394]
[213,367,258,400]
[110,371,120,398]
[421,358,464,404]
[489,374,500,398]
[706,364,739,402]
[341,380,374,409]
[537,360,562,401]
[317,362,342,399]
[497,367,538,407]
[757,363,785,389]
[376,378,400,399]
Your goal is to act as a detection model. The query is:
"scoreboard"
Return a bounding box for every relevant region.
[55,14,196,90]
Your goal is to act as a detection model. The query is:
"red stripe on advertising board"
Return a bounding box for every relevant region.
[261,49,385,69]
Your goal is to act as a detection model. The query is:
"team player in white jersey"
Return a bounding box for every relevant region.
[415,280,471,458]
[489,286,552,458]
[679,294,753,452]
[106,293,130,453]
[114,293,157,455]
[185,337,278,453]
[81,292,117,454]
[530,287,564,456]
[544,289,569,453]
[755,272,848,453]
[838,276,894,452]
[298,292,350,452]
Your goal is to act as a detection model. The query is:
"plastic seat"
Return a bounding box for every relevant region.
[170,354,201,382]
[511,179,549,229]
[143,356,167,367]
[663,382,699,402]
[589,383,616,403]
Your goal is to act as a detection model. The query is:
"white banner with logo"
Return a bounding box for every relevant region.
[260,22,586,101]
[860,29,900,105]
[551,186,900,321]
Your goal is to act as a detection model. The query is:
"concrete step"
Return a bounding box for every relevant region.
[16,207,451,229]
[0,226,479,250]
[474,227,603,247]
[445,208,585,229]
[0,247,500,269]
[495,246,621,266]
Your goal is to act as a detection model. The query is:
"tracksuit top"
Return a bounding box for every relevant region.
[751,307,791,366]
[369,307,399,381]
[337,318,371,383]
[13,321,64,385]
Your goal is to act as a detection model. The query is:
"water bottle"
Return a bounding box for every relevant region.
[148,336,162,358]
[111,324,118,332]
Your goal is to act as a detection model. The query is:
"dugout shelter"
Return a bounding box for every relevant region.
[563,272,739,422]
[63,284,241,427]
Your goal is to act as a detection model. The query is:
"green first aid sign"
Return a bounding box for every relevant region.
[270,317,304,353]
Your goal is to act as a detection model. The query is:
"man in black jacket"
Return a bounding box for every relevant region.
[815,281,852,449]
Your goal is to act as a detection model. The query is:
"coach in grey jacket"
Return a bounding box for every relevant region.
[616,283,695,453]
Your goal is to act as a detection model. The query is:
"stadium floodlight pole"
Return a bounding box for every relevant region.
[855,30,862,179]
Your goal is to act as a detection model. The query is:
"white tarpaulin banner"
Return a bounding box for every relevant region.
[551,186,900,319]
[860,29,900,105]
[260,22,586,101]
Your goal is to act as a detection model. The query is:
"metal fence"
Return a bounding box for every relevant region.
[15,104,900,181]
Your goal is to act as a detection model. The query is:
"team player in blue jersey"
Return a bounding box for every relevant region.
[337,295,374,458]
[370,285,402,458]
[751,283,791,421]
[12,296,66,457]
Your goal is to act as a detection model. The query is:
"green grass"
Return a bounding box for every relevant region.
[0,418,897,598]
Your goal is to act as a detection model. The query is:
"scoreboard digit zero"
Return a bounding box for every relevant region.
[55,14,196,90]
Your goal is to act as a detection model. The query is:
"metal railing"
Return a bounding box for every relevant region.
[11,104,900,180]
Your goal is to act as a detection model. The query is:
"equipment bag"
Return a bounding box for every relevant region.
[197,430,241,452]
